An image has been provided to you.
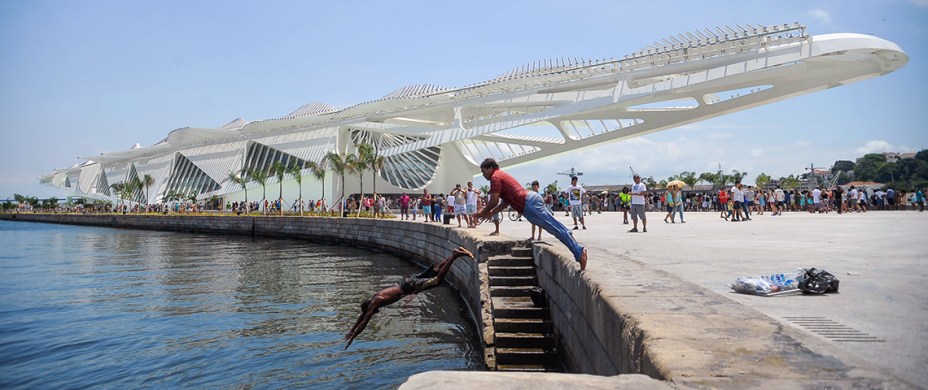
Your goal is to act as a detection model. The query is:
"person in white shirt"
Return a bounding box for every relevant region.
[773,187,785,216]
[565,176,587,230]
[629,174,647,233]
[731,182,745,222]
[812,187,822,212]
[465,181,480,228]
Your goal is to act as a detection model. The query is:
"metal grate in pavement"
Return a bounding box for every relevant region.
[783,316,885,343]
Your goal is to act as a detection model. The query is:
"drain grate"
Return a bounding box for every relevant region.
[783,316,885,343]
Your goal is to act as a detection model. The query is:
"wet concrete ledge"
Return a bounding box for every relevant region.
[2,214,906,388]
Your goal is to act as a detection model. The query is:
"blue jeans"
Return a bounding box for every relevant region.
[674,204,684,222]
[522,192,584,262]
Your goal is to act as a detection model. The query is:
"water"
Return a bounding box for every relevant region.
[0,220,482,389]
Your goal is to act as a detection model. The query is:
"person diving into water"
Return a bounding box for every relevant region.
[344,246,475,350]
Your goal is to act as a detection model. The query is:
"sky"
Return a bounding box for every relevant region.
[1,0,926,199]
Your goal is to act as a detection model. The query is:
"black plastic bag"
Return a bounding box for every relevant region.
[798,268,840,294]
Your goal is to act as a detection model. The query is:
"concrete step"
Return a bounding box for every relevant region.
[487,255,534,267]
[494,318,553,334]
[495,347,558,365]
[490,285,534,297]
[493,305,549,319]
[491,296,536,308]
[488,276,536,287]
[495,363,558,372]
[495,332,556,348]
[510,246,533,257]
[488,266,535,277]
[496,362,561,372]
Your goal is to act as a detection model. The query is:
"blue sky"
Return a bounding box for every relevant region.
[1,0,926,198]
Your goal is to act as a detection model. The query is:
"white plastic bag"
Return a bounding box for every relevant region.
[730,269,805,296]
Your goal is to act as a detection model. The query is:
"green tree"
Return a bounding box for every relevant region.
[370,154,385,198]
[248,167,269,214]
[306,160,327,211]
[545,181,559,196]
[43,197,59,210]
[730,169,748,184]
[353,144,374,216]
[272,161,287,216]
[347,153,366,216]
[755,173,771,189]
[110,182,127,209]
[227,168,249,212]
[26,196,40,210]
[644,176,658,189]
[780,174,800,190]
[915,149,928,162]
[832,160,855,174]
[854,153,886,181]
[677,171,697,190]
[286,161,304,215]
[128,176,143,213]
[324,152,350,214]
[142,174,154,208]
[698,172,720,188]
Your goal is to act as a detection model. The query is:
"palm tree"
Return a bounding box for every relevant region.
[324,152,349,214]
[545,181,559,196]
[346,154,365,216]
[370,155,385,199]
[677,171,697,191]
[142,174,154,210]
[110,182,126,209]
[248,167,269,214]
[129,176,143,213]
[698,172,719,188]
[780,174,800,190]
[272,161,287,215]
[227,168,250,213]
[358,143,385,202]
[352,145,372,216]
[286,161,304,216]
[730,169,749,184]
[755,173,772,189]
[306,160,327,212]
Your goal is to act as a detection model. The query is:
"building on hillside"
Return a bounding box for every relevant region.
[882,152,916,163]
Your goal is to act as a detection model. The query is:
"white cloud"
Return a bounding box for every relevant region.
[809,9,832,25]
[855,140,897,154]
[708,132,735,140]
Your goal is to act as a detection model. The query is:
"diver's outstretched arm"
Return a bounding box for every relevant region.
[434,247,474,281]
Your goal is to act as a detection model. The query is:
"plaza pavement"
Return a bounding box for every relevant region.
[467,208,927,387]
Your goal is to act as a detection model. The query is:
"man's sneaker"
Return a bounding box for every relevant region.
[573,226,579,230]
[582,225,587,230]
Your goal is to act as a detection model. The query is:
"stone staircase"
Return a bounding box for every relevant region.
[488,246,561,372]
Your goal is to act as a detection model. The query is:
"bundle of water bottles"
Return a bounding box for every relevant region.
[730,268,839,296]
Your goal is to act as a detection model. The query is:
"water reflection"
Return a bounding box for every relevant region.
[0,220,481,389]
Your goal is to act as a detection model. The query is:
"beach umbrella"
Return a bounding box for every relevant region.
[667,180,686,189]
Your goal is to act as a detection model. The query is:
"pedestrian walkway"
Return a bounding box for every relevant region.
[478,210,927,387]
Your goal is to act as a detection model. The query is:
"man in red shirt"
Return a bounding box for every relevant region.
[473,158,588,270]
[718,188,729,220]
[398,192,411,220]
